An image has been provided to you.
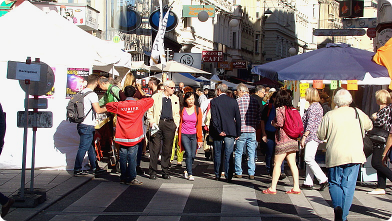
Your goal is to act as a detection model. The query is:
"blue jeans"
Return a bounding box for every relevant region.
[182,133,197,175]
[137,140,143,167]
[74,124,97,171]
[328,163,360,221]
[119,144,138,182]
[213,136,235,179]
[0,192,8,205]
[235,132,257,176]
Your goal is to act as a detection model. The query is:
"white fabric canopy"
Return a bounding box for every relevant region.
[0,2,132,170]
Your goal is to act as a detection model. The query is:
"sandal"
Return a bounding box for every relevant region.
[263,188,277,194]
[286,189,301,194]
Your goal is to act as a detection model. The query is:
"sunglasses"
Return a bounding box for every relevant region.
[167,86,175,89]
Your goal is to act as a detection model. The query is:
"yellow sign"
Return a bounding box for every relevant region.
[347,80,358,90]
[300,83,310,97]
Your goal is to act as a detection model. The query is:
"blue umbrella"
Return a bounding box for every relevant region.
[251,43,388,81]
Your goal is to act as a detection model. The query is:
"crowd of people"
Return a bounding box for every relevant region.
[71,71,392,221]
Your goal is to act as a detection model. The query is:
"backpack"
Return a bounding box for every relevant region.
[282,106,304,139]
[66,91,93,123]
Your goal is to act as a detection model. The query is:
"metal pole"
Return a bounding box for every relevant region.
[20,79,30,199]
[30,58,40,192]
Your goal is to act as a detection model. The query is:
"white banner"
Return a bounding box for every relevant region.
[173,53,202,69]
[150,0,170,68]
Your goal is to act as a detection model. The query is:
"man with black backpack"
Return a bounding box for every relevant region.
[73,74,107,176]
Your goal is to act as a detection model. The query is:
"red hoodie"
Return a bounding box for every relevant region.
[106,98,154,146]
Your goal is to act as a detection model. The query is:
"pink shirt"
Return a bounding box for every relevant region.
[181,110,197,134]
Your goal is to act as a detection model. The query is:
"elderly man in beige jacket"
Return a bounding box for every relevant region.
[147,80,180,180]
[318,89,372,221]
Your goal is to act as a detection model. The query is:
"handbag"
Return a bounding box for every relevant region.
[367,127,389,144]
[354,108,373,158]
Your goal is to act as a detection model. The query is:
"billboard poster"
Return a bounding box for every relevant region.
[66,68,90,98]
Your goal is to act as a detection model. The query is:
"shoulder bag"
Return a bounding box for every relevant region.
[354,108,373,158]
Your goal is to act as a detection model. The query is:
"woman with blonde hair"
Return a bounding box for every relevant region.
[368,89,392,195]
[300,88,328,191]
[119,71,147,101]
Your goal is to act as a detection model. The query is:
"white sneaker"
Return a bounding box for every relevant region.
[184,171,188,179]
[367,189,386,195]
[188,175,194,181]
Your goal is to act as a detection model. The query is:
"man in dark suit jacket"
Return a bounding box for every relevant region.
[209,84,241,182]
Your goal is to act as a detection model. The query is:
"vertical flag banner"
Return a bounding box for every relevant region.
[150,0,170,67]
[347,80,358,90]
[330,80,338,90]
[300,83,310,97]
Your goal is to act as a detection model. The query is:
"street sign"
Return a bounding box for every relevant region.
[7,61,41,82]
[343,18,377,28]
[313,29,366,36]
[26,98,48,109]
[17,111,53,128]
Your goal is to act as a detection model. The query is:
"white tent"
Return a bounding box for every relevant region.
[145,73,206,87]
[0,2,132,170]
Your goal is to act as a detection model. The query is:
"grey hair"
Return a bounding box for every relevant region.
[216,83,228,93]
[334,89,352,107]
[255,85,265,93]
[236,83,249,93]
[163,80,174,87]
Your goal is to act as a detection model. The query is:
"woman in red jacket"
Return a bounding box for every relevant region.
[178,92,203,181]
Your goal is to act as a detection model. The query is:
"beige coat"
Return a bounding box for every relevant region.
[317,106,372,168]
[147,91,180,128]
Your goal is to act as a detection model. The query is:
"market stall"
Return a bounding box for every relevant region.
[0,2,132,170]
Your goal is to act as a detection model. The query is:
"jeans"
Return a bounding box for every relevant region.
[371,147,392,189]
[182,133,197,175]
[137,139,143,167]
[119,144,138,182]
[149,120,176,175]
[235,132,257,176]
[304,141,328,186]
[74,124,97,171]
[0,192,8,205]
[328,163,360,221]
[214,136,235,180]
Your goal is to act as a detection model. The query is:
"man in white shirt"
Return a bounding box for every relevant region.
[74,74,107,176]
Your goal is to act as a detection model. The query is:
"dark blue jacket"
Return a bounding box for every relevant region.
[209,94,241,138]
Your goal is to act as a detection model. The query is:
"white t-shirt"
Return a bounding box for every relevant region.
[81,88,99,126]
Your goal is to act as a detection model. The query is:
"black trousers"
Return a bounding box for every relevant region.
[149,119,176,175]
[371,146,392,189]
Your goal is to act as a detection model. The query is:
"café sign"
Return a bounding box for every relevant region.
[202,51,223,62]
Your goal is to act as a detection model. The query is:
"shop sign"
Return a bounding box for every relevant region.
[330,80,339,90]
[313,29,366,36]
[232,61,247,69]
[173,53,202,69]
[218,61,232,70]
[313,80,323,89]
[57,5,99,30]
[182,5,215,18]
[300,83,309,97]
[347,80,358,90]
[202,51,223,62]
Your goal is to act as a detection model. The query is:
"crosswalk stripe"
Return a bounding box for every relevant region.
[138,183,193,221]
[221,185,261,220]
[50,181,128,221]
[353,189,392,220]
[302,189,333,219]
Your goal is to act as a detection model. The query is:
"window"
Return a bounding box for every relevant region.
[255,34,260,53]
[233,32,237,49]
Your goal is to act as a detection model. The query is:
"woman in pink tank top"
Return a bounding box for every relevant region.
[178,92,203,181]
